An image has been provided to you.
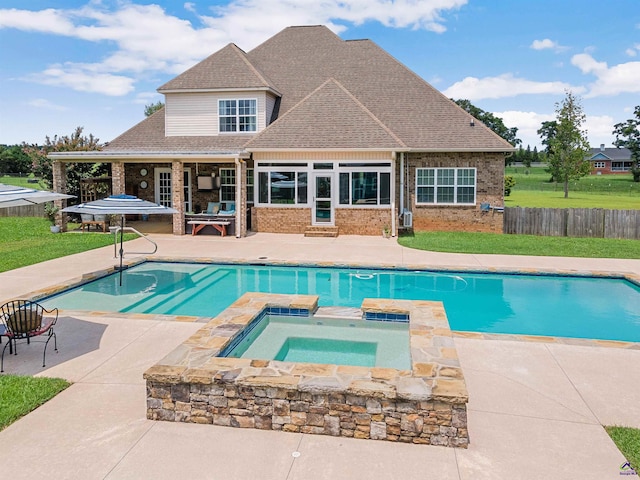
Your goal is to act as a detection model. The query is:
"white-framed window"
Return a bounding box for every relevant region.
[246,168,254,204]
[154,167,192,211]
[255,163,308,205]
[416,167,476,205]
[612,161,633,171]
[218,99,257,133]
[593,161,606,168]
[219,168,236,202]
[337,162,391,207]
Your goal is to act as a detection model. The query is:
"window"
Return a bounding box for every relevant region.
[612,161,633,171]
[219,168,236,202]
[593,161,606,169]
[257,170,308,205]
[338,171,390,205]
[218,99,257,133]
[416,168,476,205]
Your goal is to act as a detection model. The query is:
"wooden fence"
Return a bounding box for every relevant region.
[504,207,640,239]
[0,204,45,218]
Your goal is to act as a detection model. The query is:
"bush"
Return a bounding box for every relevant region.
[504,175,516,196]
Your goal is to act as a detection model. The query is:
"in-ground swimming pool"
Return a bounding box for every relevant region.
[42,261,640,342]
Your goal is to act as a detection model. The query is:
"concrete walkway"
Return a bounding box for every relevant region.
[0,233,639,479]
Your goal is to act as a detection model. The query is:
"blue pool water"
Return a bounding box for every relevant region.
[41,261,640,342]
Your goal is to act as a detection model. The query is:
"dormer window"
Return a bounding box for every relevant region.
[219,99,257,133]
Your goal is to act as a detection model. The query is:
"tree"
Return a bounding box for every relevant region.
[144,101,165,117]
[0,145,31,175]
[537,120,558,156]
[612,105,640,182]
[453,99,522,147]
[546,92,591,198]
[24,126,107,199]
[522,145,533,169]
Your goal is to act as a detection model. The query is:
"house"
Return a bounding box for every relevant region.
[588,144,634,174]
[50,25,513,237]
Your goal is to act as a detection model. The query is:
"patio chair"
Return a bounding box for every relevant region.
[202,202,220,214]
[0,300,58,372]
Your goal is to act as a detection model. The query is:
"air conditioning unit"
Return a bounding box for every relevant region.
[402,210,413,228]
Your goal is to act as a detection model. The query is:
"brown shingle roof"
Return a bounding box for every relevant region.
[246,78,405,150]
[158,43,278,92]
[107,25,513,153]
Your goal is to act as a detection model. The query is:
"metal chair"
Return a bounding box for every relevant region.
[0,300,58,372]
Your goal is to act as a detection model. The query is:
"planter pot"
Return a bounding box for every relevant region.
[382,230,391,238]
[50,225,61,233]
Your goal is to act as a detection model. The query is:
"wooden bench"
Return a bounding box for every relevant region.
[81,220,108,233]
[187,220,231,236]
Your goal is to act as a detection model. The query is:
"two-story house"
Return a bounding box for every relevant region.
[50,25,513,237]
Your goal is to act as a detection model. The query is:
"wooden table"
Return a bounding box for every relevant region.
[81,220,108,233]
[187,220,231,236]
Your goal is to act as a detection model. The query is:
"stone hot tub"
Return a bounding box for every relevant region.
[144,292,469,447]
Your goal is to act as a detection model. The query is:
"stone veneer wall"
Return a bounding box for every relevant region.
[407,152,504,233]
[144,293,469,447]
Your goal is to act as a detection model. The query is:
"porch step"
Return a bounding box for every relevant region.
[304,225,339,238]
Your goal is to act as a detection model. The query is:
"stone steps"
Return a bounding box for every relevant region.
[304,225,339,237]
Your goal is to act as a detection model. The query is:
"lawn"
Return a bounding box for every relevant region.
[606,426,640,473]
[0,175,42,188]
[505,190,640,209]
[0,217,135,273]
[398,231,640,259]
[0,375,70,431]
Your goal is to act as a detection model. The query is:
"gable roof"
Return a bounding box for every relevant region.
[246,78,406,150]
[158,43,279,93]
[105,25,513,154]
[588,147,632,161]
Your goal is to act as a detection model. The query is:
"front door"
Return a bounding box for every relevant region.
[313,173,333,225]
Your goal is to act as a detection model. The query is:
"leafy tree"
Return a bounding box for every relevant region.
[0,145,31,175]
[453,99,522,147]
[537,120,558,156]
[504,175,516,196]
[546,92,591,198]
[612,105,640,182]
[144,101,165,117]
[24,126,107,199]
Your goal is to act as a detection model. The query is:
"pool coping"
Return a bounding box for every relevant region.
[15,256,640,350]
[143,292,469,446]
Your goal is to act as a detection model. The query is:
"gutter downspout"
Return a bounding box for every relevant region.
[399,152,405,220]
[391,151,396,237]
[235,156,243,238]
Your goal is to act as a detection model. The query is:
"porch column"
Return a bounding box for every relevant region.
[52,160,68,232]
[236,158,247,237]
[111,162,126,195]
[171,160,185,235]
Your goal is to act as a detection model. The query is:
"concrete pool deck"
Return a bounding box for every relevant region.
[0,233,639,479]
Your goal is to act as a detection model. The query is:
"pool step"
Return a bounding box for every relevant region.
[304,226,339,238]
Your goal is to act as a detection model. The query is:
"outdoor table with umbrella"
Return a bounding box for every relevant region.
[62,194,177,285]
[0,183,74,208]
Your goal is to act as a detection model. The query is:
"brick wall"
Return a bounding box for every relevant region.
[335,208,392,235]
[406,152,504,233]
[252,207,310,233]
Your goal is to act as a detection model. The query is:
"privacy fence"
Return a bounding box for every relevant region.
[504,207,640,240]
[0,204,45,218]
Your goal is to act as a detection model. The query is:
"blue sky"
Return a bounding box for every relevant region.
[0,0,638,149]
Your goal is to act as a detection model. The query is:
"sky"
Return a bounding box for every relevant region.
[0,0,639,150]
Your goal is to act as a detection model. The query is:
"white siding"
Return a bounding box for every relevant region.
[266,93,277,125]
[165,91,268,137]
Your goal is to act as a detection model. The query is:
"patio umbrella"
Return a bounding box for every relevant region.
[0,183,74,208]
[62,194,178,285]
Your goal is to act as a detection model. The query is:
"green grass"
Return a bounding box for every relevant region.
[505,190,640,209]
[0,175,43,188]
[505,166,640,196]
[0,375,70,431]
[0,217,136,273]
[606,426,640,473]
[398,231,640,259]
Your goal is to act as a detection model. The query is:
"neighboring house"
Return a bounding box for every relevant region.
[50,25,513,237]
[588,144,634,174]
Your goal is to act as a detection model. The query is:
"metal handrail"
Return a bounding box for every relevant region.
[111,226,158,258]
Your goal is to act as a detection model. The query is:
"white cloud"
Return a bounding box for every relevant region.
[493,110,554,148]
[26,98,67,111]
[0,1,467,96]
[32,65,135,96]
[443,73,583,100]
[571,53,640,97]
[625,43,640,57]
[530,38,567,52]
[584,114,616,147]
[134,91,164,105]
